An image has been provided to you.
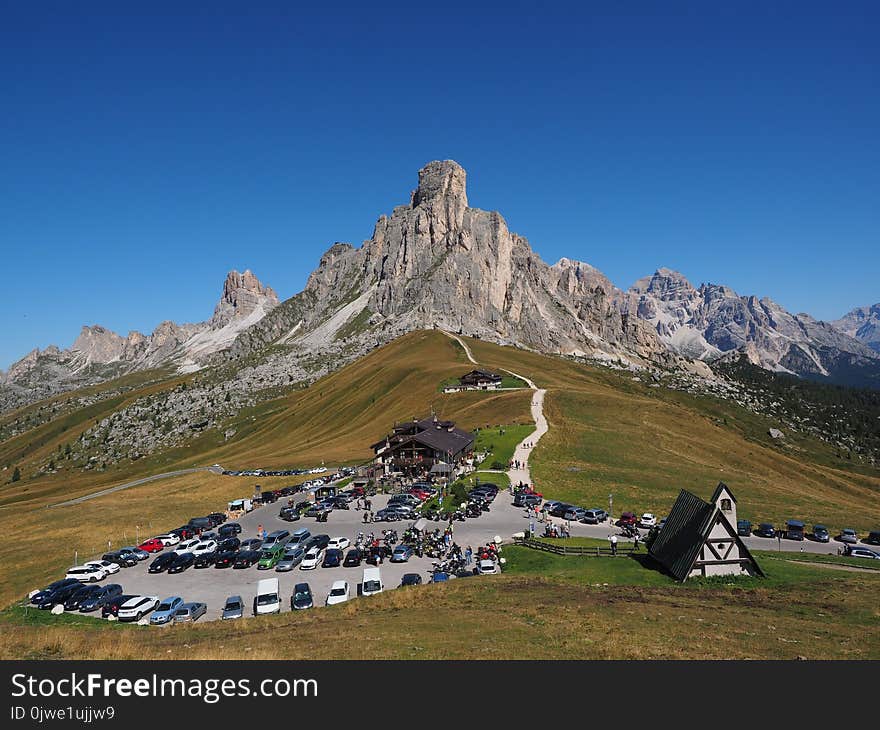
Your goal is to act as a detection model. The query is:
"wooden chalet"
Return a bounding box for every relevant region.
[371,415,475,477]
[443,369,503,393]
[648,483,764,582]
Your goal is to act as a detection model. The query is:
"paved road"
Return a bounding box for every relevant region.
[48,466,223,508]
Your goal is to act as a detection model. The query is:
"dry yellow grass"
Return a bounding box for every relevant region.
[2,570,878,660]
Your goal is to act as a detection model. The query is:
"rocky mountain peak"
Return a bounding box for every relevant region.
[411,160,467,209]
[70,325,126,365]
[631,268,696,300]
[211,269,279,328]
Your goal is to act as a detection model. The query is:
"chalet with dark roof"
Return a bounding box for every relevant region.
[371,415,475,477]
[648,482,764,582]
[443,369,503,392]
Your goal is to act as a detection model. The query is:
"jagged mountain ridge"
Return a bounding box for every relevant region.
[4,160,878,417]
[1,270,278,410]
[833,304,880,353]
[625,269,880,385]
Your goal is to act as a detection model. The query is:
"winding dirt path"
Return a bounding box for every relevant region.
[441,331,547,488]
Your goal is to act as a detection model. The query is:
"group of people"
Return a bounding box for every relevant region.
[543,522,571,539]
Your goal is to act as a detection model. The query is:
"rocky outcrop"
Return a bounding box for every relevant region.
[1,269,278,412]
[247,160,667,365]
[833,304,880,353]
[625,268,880,384]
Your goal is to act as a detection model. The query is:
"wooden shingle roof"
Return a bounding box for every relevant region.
[648,490,716,582]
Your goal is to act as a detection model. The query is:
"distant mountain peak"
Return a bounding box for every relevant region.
[411,160,467,209]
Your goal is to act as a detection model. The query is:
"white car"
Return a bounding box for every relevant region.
[299,548,323,570]
[116,595,159,622]
[154,534,180,547]
[175,538,201,554]
[85,559,120,575]
[639,513,657,528]
[326,580,350,605]
[191,540,218,556]
[476,559,500,575]
[66,564,108,583]
[327,537,350,551]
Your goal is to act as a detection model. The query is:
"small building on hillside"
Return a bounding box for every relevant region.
[443,369,503,393]
[371,415,475,478]
[648,482,764,582]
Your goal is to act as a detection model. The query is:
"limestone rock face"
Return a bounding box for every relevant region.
[833,304,880,353]
[625,268,880,380]
[211,270,279,329]
[274,160,666,363]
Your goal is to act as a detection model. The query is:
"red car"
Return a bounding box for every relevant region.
[138,538,165,553]
[409,488,431,500]
[616,511,638,527]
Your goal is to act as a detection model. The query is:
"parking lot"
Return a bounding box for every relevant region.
[82,490,524,622]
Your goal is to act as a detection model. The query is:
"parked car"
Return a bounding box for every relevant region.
[582,508,608,524]
[192,539,218,556]
[812,525,830,542]
[233,550,261,569]
[430,572,449,583]
[79,584,123,612]
[104,550,138,568]
[784,520,805,541]
[639,513,657,528]
[305,534,331,551]
[843,545,880,560]
[737,519,752,536]
[194,551,217,569]
[838,529,859,544]
[755,523,776,538]
[275,545,306,572]
[173,602,207,623]
[375,508,401,521]
[213,549,239,569]
[102,594,138,618]
[149,553,178,573]
[63,584,103,611]
[327,537,351,551]
[343,548,363,567]
[513,493,542,508]
[291,583,314,610]
[299,548,323,570]
[149,597,184,625]
[117,595,160,622]
[84,559,120,575]
[477,559,500,575]
[138,538,165,553]
[322,548,344,568]
[391,545,413,563]
[239,538,263,552]
[400,573,423,586]
[616,512,638,527]
[325,580,350,606]
[153,534,180,547]
[263,530,292,549]
[168,552,196,573]
[564,507,588,522]
[221,595,244,620]
[118,546,149,561]
[864,531,880,546]
[218,537,241,552]
[218,522,241,537]
[66,564,108,583]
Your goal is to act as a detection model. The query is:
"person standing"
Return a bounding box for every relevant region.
[632,532,640,552]
[609,534,618,555]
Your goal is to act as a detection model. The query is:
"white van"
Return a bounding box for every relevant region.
[254,577,281,615]
[362,567,383,597]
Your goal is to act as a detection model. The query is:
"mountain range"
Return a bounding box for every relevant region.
[3,159,878,413]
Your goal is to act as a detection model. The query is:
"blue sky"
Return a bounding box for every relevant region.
[2,1,878,369]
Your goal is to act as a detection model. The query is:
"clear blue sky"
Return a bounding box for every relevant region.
[2,1,878,369]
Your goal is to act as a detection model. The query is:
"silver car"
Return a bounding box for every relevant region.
[173,602,207,623]
[275,545,306,572]
[149,596,184,625]
[221,595,244,620]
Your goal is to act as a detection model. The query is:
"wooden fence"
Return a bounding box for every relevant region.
[513,536,637,557]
